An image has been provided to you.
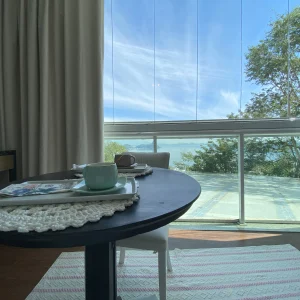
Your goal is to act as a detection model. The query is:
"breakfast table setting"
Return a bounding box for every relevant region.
[0,154,201,300]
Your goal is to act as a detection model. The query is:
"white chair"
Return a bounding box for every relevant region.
[117,152,172,300]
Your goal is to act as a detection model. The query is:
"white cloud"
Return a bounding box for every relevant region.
[103,3,242,121]
[220,90,240,107]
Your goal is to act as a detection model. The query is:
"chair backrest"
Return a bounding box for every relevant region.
[122,152,170,169]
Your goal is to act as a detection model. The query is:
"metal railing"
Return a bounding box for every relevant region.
[105,118,300,224]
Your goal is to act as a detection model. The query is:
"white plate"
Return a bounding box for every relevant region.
[71,177,127,195]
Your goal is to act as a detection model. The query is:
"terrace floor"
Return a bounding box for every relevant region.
[181,172,300,222]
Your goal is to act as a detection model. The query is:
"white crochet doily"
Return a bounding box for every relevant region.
[0,195,139,233]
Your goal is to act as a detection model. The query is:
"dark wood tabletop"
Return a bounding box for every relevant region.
[0,168,201,248]
[0,168,201,300]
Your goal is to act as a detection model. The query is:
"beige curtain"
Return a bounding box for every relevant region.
[0,0,104,179]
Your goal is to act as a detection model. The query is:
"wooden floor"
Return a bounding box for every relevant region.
[1,229,300,300]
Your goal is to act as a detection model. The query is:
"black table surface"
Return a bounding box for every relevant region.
[0,168,201,248]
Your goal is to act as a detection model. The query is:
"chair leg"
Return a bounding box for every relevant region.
[167,248,172,272]
[119,247,125,265]
[158,251,167,300]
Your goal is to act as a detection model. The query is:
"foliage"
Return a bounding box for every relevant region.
[173,151,194,170]
[229,7,300,119]
[175,8,300,178]
[175,137,300,178]
[190,139,238,173]
[104,142,127,162]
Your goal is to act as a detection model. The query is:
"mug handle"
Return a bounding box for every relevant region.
[130,155,136,164]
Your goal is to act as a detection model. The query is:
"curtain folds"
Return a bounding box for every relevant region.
[0,0,104,178]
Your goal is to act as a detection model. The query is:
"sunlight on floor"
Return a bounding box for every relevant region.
[169,229,281,242]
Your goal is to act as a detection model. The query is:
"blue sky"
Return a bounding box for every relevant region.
[103,0,299,122]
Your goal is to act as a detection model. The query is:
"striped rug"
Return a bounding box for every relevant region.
[26,244,300,300]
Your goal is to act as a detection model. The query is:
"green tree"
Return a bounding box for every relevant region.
[239,7,300,177]
[243,7,300,119]
[173,151,194,171]
[174,137,272,175]
[176,8,300,177]
[104,142,127,162]
[190,139,238,173]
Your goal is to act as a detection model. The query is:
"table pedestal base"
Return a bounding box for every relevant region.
[85,242,119,300]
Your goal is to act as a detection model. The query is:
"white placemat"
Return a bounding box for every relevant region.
[0,194,139,233]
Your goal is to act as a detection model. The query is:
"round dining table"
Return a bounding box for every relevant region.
[0,168,201,300]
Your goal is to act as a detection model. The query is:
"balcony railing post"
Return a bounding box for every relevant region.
[238,133,245,224]
[153,136,158,153]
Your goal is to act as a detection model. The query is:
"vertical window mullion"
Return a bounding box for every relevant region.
[238,133,245,224]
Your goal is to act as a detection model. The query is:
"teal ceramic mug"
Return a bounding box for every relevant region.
[83,162,118,190]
